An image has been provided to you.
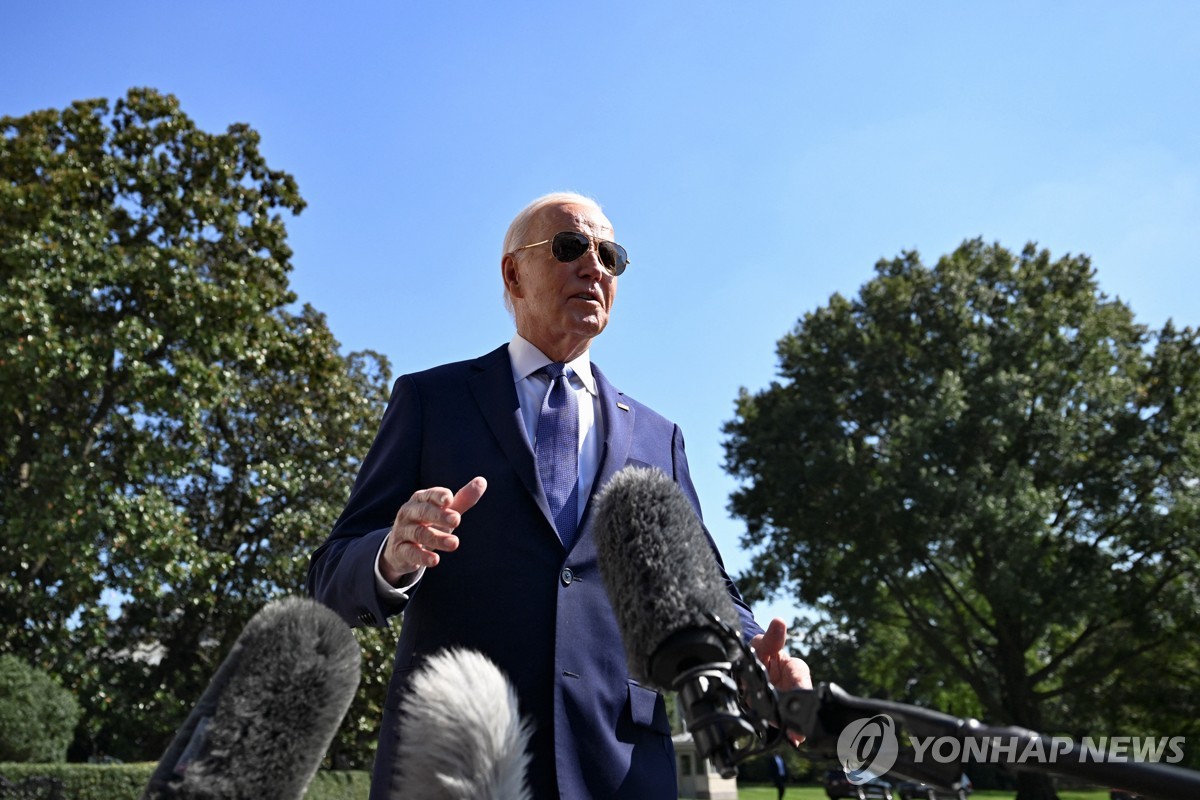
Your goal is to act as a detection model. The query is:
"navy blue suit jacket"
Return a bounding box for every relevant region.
[307,344,761,799]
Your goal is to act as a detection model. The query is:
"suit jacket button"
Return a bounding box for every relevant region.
[560,568,574,587]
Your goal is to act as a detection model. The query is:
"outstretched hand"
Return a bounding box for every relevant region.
[379,477,487,584]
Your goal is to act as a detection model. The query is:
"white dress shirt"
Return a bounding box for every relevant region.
[508,332,602,510]
[375,334,603,597]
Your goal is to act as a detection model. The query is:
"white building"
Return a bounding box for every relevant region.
[673,732,739,800]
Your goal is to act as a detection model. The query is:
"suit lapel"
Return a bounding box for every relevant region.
[580,362,635,531]
[468,345,555,531]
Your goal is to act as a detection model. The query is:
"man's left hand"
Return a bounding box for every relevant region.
[750,617,811,690]
[750,617,812,745]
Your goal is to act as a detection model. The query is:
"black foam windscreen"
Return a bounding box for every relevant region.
[143,596,360,800]
[594,466,740,690]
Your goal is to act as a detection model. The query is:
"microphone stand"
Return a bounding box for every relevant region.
[673,615,1200,800]
[773,682,1200,800]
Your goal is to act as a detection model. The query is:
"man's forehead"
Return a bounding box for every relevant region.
[535,202,613,236]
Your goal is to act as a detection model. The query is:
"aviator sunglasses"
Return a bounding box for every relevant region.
[511,231,629,277]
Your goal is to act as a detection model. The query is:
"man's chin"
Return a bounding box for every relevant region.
[569,313,608,336]
[581,320,608,340]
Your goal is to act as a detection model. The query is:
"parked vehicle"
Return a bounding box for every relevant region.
[897,773,973,800]
[825,769,896,800]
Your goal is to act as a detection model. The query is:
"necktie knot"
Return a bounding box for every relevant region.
[540,362,571,384]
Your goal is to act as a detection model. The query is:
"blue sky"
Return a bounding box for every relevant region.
[5,1,1198,634]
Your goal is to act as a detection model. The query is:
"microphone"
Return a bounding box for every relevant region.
[594,466,778,776]
[143,597,361,800]
[594,467,1200,800]
[593,466,740,689]
[390,648,532,800]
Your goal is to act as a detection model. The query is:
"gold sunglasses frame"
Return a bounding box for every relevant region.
[510,231,629,277]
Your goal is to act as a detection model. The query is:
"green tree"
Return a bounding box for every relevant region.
[319,624,401,770]
[723,241,1200,800]
[0,654,82,762]
[0,89,392,760]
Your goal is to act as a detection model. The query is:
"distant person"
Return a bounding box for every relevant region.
[771,753,788,799]
[308,192,811,799]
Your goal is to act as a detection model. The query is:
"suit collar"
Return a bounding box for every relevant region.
[469,346,637,552]
[508,334,598,396]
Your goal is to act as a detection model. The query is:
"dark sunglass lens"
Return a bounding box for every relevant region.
[598,242,628,276]
[552,232,589,263]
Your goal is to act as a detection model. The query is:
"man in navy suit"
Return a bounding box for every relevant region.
[307,193,810,799]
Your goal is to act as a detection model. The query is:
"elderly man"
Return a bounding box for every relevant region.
[307,192,809,799]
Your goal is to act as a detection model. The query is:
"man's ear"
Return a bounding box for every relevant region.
[501,254,523,299]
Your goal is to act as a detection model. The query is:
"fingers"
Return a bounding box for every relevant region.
[788,655,813,690]
[449,476,487,513]
[750,618,813,745]
[751,617,813,691]
[382,478,487,579]
[752,617,789,659]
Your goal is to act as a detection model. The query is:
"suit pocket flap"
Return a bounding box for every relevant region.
[628,682,670,734]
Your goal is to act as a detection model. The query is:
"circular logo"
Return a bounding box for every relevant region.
[836,714,899,784]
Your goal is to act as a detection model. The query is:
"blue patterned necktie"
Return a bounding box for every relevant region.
[535,363,580,550]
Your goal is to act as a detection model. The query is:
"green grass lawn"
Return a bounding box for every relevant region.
[720,787,1111,800]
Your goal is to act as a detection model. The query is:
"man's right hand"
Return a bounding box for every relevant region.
[379,476,487,585]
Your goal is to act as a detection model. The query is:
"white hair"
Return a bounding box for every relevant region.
[501,191,605,314]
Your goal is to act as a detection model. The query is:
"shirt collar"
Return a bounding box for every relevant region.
[509,333,597,395]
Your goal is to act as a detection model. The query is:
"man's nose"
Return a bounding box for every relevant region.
[575,244,606,279]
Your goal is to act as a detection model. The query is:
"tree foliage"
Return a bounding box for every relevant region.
[0,89,392,761]
[724,241,1200,798]
[0,654,82,762]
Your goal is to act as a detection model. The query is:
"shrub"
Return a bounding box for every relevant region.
[0,657,82,763]
[0,765,369,800]
[0,763,149,799]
